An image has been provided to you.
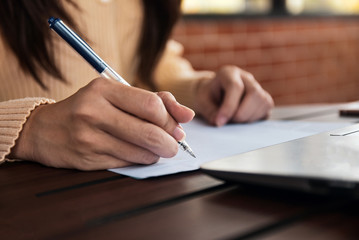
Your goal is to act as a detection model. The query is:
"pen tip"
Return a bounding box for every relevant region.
[189,151,196,158]
[178,140,196,158]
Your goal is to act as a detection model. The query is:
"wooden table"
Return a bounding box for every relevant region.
[2,102,359,240]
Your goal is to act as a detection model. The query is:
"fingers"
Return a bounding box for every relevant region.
[232,91,274,122]
[93,98,179,158]
[193,78,224,126]
[232,72,274,123]
[214,66,245,126]
[86,130,161,167]
[101,79,187,142]
[195,66,274,125]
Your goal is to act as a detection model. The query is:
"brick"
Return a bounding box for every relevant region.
[231,52,248,67]
[184,22,207,35]
[244,64,275,82]
[216,21,236,34]
[217,51,236,66]
[172,22,186,37]
[175,18,359,105]
[217,35,235,51]
[232,21,248,32]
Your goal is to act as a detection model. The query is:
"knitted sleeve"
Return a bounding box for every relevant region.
[153,40,215,109]
[0,97,56,164]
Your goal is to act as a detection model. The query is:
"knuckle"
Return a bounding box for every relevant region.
[222,65,237,73]
[86,78,107,93]
[232,78,244,90]
[72,130,94,147]
[143,93,164,116]
[220,65,238,79]
[245,72,255,80]
[157,91,173,99]
[71,102,96,123]
[89,77,108,88]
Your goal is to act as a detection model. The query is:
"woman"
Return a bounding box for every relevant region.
[0,0,273,170]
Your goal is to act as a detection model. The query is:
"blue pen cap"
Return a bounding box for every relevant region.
[48,17,107,73]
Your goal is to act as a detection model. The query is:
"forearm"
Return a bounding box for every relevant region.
[153,40,214,109]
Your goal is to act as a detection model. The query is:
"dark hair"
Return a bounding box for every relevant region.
[140,0,182,90]
[0,0,182,90]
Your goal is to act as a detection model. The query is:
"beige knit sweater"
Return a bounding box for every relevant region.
[0,0,213,164]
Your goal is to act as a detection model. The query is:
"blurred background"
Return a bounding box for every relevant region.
[172,0,359,105]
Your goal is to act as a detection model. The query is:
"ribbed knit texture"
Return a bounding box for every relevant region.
[0,98,55,163]
[0,0,213,164]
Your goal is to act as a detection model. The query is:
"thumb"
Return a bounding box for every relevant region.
[194,78,222,126]
[156,91,195,123]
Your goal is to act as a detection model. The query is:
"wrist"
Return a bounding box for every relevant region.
[193,77,211,115]
[8,105,45,161]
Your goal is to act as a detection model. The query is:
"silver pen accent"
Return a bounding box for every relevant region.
[178,140,196,158]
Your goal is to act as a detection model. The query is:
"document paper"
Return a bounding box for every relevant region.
[109,119,351,179]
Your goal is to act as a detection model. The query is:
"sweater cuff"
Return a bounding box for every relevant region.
[0,97,56,164]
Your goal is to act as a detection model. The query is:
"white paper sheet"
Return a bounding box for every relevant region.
[109,119,352,179]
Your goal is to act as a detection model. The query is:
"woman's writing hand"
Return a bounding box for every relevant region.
[9,78,195,170]
[194,66,274,126]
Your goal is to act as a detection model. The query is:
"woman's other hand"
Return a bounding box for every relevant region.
[194,65,274,126]
[9,78,195,170]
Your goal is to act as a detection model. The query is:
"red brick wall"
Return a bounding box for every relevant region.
[172,18,359,105]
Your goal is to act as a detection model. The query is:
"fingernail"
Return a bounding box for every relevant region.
[216,115,227,127]
[173,126,186,141]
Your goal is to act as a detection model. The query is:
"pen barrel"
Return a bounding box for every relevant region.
[48,17,107,73]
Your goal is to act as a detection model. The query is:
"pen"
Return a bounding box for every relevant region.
[48,17,196,158]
